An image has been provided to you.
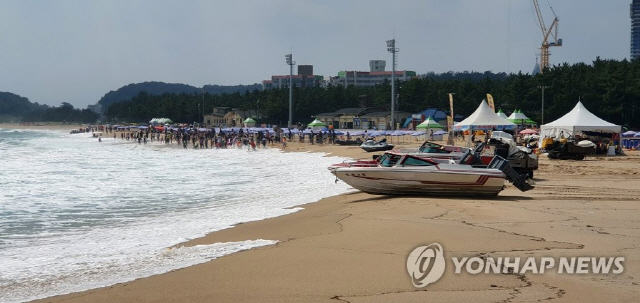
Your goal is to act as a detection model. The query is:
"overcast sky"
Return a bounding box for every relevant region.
[0,0,631,108]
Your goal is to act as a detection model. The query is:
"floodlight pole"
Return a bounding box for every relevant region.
[387,39,399,130]
[538,85,548,125]
[285,53,296,128]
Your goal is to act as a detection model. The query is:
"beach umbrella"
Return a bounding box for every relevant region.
[369,131,383,137]
[634,132,640,137]
[433,130,447,135]
[519,128,539,135]
[622,130,637,137]
[411,131,426,136]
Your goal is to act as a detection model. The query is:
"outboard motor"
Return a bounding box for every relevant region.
[488,156,534,192]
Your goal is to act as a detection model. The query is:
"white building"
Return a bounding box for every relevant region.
[330,60,416,87]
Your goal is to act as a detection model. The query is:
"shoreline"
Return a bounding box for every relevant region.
[11,125,640,302]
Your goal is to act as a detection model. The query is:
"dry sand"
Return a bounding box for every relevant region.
[21,130,640,303]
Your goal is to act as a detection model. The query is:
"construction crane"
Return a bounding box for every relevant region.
[533,0,562,72]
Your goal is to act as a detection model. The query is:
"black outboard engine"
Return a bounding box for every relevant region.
[488,156,534,192]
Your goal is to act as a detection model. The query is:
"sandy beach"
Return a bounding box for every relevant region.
[14,127,639,302]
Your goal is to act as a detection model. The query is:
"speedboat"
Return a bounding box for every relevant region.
[335,138,363,146]
[331,151,534,196]
[360,138,394,152]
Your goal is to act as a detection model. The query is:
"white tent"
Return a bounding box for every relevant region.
[540,101,621,140]
[496,109,508,119]
[454,100,516,130]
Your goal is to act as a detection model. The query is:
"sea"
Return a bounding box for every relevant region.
[0,128,353,302]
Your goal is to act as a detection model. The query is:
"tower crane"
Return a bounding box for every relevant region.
[533,0,562,72]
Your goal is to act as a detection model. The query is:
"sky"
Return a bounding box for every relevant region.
[0,0,632,108]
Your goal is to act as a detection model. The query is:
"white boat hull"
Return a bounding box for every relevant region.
[334,165,505,196]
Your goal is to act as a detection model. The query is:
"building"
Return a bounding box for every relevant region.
[330,60,417,87]
[315,107,411,130]
[222,109,263,127]
[262,64,324,90]
[262,74,324,90]
[330,70,417,87]
[298,64,313,76]
[369,60,386,72]
[203,107,232,127]
[632,0,640,60]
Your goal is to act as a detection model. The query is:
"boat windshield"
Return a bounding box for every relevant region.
[401,155,435,166]
[419,142,447,153]
[380,154,402,167]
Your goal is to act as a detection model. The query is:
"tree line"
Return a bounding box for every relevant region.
[0,92,99,123]
[22,102,99,124]
[103,57,639,128]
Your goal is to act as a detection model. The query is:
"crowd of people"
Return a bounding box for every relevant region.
[82,125,347,150]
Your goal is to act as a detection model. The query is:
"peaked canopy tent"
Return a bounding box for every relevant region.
[307,118,326,130]
[496,109,508,119]
[507,110,536,125]
[243,117,256,127]
[453,100,516,131]
[416,117,444,140]
[149,118,173,125]
[539,101,622,151]
[416,117,444,130]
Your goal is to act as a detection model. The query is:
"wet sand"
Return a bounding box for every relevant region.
[19,130,640,303]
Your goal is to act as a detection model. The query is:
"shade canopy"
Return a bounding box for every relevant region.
[149,118,173,124]
[454,100,516,130]
[507,110,536,124]
[416,117,444,130]
[519,128,539,135]
[496,109,508,119]
[540,101,621,139]
[307,119,326,127]
[243,117,256,123]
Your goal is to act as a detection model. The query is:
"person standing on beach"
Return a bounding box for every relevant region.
[281,136,287,150]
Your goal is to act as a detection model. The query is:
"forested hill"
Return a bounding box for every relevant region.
[97,81,261,108]
[0,92,98,123]
[0,92,48,117]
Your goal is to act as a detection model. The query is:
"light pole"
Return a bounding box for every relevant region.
[538,85,548,125]
[387,39,399,130]
[285,53,296,128]
[202,88,205,126]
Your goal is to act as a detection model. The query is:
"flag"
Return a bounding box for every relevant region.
[448,93,454,120]
[447,93,455,145]
[486,94,495,112]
